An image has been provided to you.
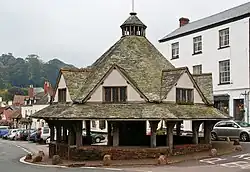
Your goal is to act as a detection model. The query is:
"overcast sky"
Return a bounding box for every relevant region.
[0,0,249,67]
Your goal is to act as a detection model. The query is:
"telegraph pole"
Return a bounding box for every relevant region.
[241,91,250,123]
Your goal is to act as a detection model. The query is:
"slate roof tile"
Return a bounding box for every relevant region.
[159,2,250,42]
[31,103,228,120]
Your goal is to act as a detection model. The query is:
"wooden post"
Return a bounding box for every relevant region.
[63,126,67,142]
[204,121,215,144]
[107,121,112,146]
[56,124,62,143]
[192,121,202,144]
[176,122,182,136]
[149,121,159,148]
[75,121,83,147]
[49,122,55,142]
[85,120,91,144]
[166,121,176,153]
[113,122,119,146]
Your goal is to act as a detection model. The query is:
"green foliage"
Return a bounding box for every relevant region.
[0,53,76,89]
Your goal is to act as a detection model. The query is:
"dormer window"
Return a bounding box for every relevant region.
[58,88,66,102]
[104,87,127,103]
[176,88,194,104]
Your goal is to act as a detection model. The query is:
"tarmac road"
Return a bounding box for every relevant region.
[2,138,250,172]
[0,139,131,172]
[123,142,250,172]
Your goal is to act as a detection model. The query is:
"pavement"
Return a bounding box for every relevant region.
[1,138,250,172]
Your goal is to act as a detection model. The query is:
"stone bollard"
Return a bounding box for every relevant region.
[157,155,167,165]
[209,148,217,157]
[233,139,240,145]
[52,155,62,165]
[103,154,112,166]
[38,151,45,157]
[32,155,43,163]
[31,150,45,163]
[234,145,243,152]
[24,153,32,161]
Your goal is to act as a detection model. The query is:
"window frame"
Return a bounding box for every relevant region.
[219,28,229,48]
[58,88,67,102]
[103,86,127,103]
[215,121,227,128]
[193,65,202,74]
[91,120,96,128]
[219,60,230,84]
[176,88,194,104]
[193,36,202,54]
[171,42,179,59]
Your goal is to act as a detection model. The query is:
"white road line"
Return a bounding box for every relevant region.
[199,157,227,164]
[15,145,33,155]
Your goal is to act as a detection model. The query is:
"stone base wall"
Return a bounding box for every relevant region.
[49,143,69,159]
[49,143,211,161]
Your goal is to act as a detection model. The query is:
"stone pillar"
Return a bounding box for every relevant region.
[113,122,119,147]
[107,121,112,146]
[75,121,83,147]
[149,121,159,148]
[204,121,215,144]
[166,121,176,153]
[192,121,202,144]
[176,122,182,136]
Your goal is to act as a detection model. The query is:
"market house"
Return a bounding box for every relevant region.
[32,11,228,161]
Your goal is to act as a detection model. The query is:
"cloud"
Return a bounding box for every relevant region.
[0,0,249,67]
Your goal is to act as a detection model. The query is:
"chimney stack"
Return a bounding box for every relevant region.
[28,85,34,98]
[179,17,189,27]
[44,81,49,94]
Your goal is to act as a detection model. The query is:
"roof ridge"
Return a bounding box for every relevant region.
[60,68,91,72]
[162,67,187,72]
[159,2,250,42]
[180,2,250,29]
[192,73,212,76]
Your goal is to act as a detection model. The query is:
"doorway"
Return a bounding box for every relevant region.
[233,99,244,121]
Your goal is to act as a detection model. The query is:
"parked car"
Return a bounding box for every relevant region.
[27,131,37,142]
[15,129,35,141]
[0,126,9,138]
[211,120,250,142]
[7,129,19,140]
[82,131,106,143]
[0,129,9,138]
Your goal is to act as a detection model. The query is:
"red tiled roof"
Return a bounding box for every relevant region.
[13,95,29,106]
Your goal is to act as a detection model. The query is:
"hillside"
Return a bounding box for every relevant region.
[0,53,76,89]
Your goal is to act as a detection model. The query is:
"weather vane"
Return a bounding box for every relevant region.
[132,0,135,12]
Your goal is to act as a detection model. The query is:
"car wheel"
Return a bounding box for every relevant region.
[240,132,249,142]
[211,132,217,141]
[95,137,101,143]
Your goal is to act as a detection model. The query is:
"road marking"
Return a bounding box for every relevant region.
[232,153,250,159]
[199,157,227,164]
[220,161,250,168]
[19,156,68,168]
[15,145,33,155]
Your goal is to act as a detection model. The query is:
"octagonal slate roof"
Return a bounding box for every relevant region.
[75,36,175,102]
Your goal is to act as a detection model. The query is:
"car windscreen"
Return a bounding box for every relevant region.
[236,121,250,127]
